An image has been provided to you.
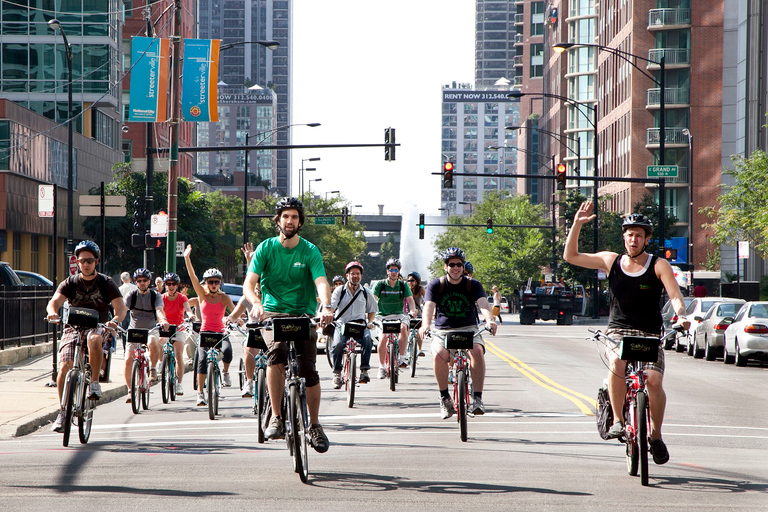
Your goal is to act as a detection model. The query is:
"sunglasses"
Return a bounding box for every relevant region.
[387,268,400,273]
[165,282,178,286]
[447,262,464,268]
[207,280,221,285]
[78,258,96,264]
[407,279,416,283]
[135,278,149,283]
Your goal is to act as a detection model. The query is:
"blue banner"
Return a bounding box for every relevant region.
[128,37,169,122]
[181,39,220,122]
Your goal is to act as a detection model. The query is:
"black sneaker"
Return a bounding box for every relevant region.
[649,438,670,465]
[358,370,370,384]
[308,424,329,453]
[606,421,624,439]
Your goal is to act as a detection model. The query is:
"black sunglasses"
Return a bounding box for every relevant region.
[447,262,464,268]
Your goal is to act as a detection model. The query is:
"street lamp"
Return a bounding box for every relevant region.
[325,190,340,199]
[220,40,280,51]
[308,178,322,208]
[300,158,320,196]
[48,19,74,259]
[682,128,693,269]
[458,201,475,214]
[508,126,581,175]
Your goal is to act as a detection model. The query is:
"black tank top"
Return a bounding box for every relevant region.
[607,254,663,334]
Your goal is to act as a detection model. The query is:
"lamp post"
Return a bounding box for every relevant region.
[308,178,322,208]
[509,126,581,175]
[300,158,320,197]
[458,201,475,214]
[682,128,693,269]
[325,190,340,199]
[48,19,74,259]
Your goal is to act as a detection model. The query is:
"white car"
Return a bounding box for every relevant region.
[723,301,768,366]
[691,299,745,360]
[681,297,736,354]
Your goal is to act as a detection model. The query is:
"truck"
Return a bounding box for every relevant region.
[519,280,583,325]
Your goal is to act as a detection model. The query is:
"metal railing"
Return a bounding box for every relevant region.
[646,127,690,146]
[648,48,690,66]
[647,87,690,107]
[648,8,691,27]
[0,285,53,349]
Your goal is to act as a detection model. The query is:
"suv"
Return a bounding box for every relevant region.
[0,262,23,286]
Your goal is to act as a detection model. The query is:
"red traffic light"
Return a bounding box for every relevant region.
[556,163,566,175]
[444,162,454,172]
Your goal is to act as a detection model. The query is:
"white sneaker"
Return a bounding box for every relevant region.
[196,392,207,406]
[88,381,102,399]
[51,410,65,432]
[377,366,387,379]
[333,373,343,389]
[447,369,454,384]
[222,372,232,387]
[440,396,456,420]
[175,382,184,396]
[242,380,254,398]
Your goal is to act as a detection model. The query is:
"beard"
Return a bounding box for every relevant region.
[279,223,299,239]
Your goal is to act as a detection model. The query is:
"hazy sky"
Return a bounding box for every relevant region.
[291,1,476,215]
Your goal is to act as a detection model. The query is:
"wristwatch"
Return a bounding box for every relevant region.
[323,304,333,310]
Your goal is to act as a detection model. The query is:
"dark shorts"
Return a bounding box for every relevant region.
[262,312,319,388]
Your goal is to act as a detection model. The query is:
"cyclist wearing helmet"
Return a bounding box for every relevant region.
[406,271,426,357]
[372,257,419,377]
[463,261,474,278]
[183,245,238,406]
[563,201,691,465]
[419,247,497,418]
[329,261,378,387]
[45,241,127,432]
[160,272,195,396]
[331,275,345,288]
[243,197,333,453]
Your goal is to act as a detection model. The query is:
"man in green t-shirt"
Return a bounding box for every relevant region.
[371,257,419,379]
[244,197,333,453]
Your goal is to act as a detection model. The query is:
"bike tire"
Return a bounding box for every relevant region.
[256,366,266,444]
[625,401,638,476]
[346,351,357,408]
[388,341,397,392]
[410,336,418,378]
[638,391,649,486]
[192,350,199,390]
[141,362,150,410]
[207,361,216,420]
[458,370,468,442]
[78,379,93,444]
[239,358,245,390]
[290,384,309,483]
[62,371,78,447]
[130,359,141,414]
[169,354,177,401]
[326,337,333,369]
[214,368,220,417]
[161,354,171,404]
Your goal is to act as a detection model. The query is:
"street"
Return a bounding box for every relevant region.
[1,320,767,511]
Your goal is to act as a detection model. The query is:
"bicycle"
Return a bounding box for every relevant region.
[427,327,488,442]
[587,326,684,486]
[49,306,109,447]
[126,328,152,414]
[379,319,402,392]
[198,328,236,421]
[240,323,269,443]
[159,324,182,404]
[334,320,366,408]
[406,318,422,378]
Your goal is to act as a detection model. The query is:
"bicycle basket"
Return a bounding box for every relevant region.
[192,321,202,333]
[619,336,660,362]
[199,331,224,349]
[127,328,149,345]
[159,324,177,338]
[342,321,366,339]
[246,328,268,351]
[382,320,401,334]
[272,317,310,342]
[409,318,422,330]
[64,306,99,329]
[445,331,474,350]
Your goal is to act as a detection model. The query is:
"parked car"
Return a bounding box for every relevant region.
[15,270,54,286]
[691,299,745,360]
[221,283,243,304]
[723,301,768,366]
[661,297,695,349]
[0,261,23,286]
[681,297,736,354]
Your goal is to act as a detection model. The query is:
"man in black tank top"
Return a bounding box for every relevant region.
[563,202,691,466]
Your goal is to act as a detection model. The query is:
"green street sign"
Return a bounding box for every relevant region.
[647,165,678,178]
[314,216,336,225]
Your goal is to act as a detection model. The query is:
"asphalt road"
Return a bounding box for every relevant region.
[1,321,766,511]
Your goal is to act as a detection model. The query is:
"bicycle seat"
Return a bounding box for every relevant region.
[63,306,99,329]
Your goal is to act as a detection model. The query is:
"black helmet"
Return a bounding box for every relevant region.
[133,268,151,280]
[163,272,180,283]
[622,213,653,234]
[386,258,401,269]
[74,240,100,259]
[464,261,474,274]
[441,247,466,262]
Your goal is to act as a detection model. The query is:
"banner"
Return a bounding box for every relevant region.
[181,39,220,122]
[128,37,169,122]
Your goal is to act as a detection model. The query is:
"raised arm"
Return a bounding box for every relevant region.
[563,201,616,272]
[183,244,206,299]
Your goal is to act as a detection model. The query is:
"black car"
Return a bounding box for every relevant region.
[0,261,23,286]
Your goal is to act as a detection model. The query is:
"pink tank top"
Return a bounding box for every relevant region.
[200,296,226,332]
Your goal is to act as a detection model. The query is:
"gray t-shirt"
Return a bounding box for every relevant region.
[125,289,163,329]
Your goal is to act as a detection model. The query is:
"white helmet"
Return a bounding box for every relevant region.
[202,268,222,280]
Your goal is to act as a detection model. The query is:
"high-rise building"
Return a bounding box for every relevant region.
[475,1,519,89]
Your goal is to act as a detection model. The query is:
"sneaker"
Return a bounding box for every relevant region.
[472,397,485,416]
[265,416,284,440]
[222,372,232,387]
[242,380,254,398]
[175,382,184,396]
[150,368,158,382]
[196,392,207,406]
[333,372,343,389]
[359,370,370,384]
[440,396,456,419]
[51,410,65,433]
[125,396,132,404]
[378,366,387,379]
[88,381,102,399]
[399,357,408,368]
[649,438,670,465]
[606,421,624,439]
[308,424,329,453]
[418,350,426,357]
[447,369,454,384]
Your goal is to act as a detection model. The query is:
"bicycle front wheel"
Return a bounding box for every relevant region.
[130,360,141,414]
[62,371,78,447]
[169,355,177,401]
[141,362,150,410]
[78,378,93,444]
[625,400,638,476]
[346,351,357,408]
[638,391,649,486]
[161,354,171,404]
[256,366,266,443]
[207,361,216,420]
[326,338,333,369]
[238,358,245,391]
[457,370,468,442]
[192,350,199,390]
[388,341,397,392]
[409,336,418,378]
[290,384,309,483]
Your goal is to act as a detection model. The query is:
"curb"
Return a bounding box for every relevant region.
[0,342,54,367]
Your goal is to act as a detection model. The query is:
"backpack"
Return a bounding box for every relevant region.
[128,288,159,320]
[596,385,614,440]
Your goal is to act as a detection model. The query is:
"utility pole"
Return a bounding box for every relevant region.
[165,0,182,272]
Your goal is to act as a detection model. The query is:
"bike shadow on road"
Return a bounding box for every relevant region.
[651,474,768,494]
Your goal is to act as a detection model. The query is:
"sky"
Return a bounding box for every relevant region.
[291,1,476,216]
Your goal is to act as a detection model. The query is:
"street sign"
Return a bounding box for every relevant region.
[79,195,127,206]
[150,212,168,237]
[79,206,127,217]
[738,241,749,259]
[314,216,336,225]
[38,185,54,217]
[176,241,185,257]
[69,255,78,275]
[646,165,678,178]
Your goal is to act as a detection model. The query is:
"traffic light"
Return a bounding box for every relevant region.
[486,217,493,234]
[664,248,678,260]
[384,127,396,161]
[556,163,567,191]
[132,198,145,233]
[419,213,425,240]
[443,162,454,189]
[341,206,349,226]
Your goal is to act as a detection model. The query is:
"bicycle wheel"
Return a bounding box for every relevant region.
[130,359,141,414]
[625,400,638,476]
[457,370,468,442]
[214,368,220,417]
[238,358,245,391]
[638,391,650,486]
[409,335,418,378]
[256,366,266,443]
[207,361,216,420]
[62,371,78,447]
[346,351,357,408]
[161,354,171,404]
[78,379,93,444]
[290,384,309,483]
[169,355,177,401]
[388,341,397,392]
[141,362,150,410]
[192,350,199,390]
[326,337,333,369]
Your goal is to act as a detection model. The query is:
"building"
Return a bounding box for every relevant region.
[197,0,290,195]
[475,1,520,89]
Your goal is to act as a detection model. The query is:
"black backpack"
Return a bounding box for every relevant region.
[128,288,159,320]
[596,385,614,440]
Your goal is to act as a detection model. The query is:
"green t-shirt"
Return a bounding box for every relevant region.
[248,236,326,316]
[372,278,412,316]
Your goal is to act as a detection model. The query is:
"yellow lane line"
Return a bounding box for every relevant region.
[485,340,597,416]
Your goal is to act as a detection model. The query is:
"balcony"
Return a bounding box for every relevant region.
[512,75,523,86]
[514,33,524,46]
[647,48,690,68]
[646,87,690,108]
[514,13,524,25]
[646,127,690,147]
[648,8,691,30]
[513,55,523,67]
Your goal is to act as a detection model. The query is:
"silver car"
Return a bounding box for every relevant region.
[723,301,768,366]
[691,299,745,360]
[661,297,695,350]
[682,297,734,355]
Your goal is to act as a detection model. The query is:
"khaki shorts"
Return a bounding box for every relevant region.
[604,328,665,375]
